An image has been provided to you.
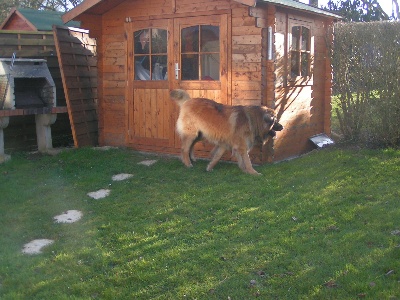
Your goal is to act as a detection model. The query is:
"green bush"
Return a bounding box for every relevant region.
[332,21,400,147]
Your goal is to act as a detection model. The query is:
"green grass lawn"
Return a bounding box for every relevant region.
[0,147,399,299]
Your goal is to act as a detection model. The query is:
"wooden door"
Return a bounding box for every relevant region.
[126,19,174,148]
[126,14,228,151]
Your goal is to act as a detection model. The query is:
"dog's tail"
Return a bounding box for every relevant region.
[170,89,190,107]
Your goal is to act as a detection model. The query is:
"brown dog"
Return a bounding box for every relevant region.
[170,89,283,175]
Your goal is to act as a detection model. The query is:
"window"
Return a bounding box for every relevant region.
[289,24,312,82]
[181,25,220,81]
[134,28,167,80]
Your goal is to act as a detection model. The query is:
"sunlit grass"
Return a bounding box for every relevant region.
[0,147,399,299]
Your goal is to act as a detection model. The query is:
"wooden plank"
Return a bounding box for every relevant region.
[232,53,262,63]
[232,35,261,45]
[0,49,55,57]
[234,0,256,6]
[53,25,98,147]
[0,38,55,46]
[150,89,158,138]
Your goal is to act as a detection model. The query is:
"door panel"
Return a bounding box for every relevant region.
[131,88,171,145]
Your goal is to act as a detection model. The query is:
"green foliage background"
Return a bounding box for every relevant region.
[332,21,400,147]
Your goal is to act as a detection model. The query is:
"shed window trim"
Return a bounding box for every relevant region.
[288,19,313,86]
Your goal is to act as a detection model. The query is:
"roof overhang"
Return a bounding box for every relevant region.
[62,0,125,23]
[63,0,341,23]
[257,0,341,19]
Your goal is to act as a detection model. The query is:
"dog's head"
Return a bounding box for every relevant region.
[262,109,284,141]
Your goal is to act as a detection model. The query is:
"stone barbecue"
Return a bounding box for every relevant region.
[0,58,56,110]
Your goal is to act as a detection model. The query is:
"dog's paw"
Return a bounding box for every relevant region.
[248,170,261,175]
[182,162,193,168]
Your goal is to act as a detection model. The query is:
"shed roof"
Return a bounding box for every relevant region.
[62,0,340,23]
[259,0,341,18]
[1,7,80,31]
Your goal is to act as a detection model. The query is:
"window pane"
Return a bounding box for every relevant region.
[301,27,310,51]
[291,26,300,51]
[152,29,167,54]
[181,25,220,81]
[201,53,219,80]
[291,51,299,77]
[182,26,199,53]
[200,25,219,52]
[135,56,150,80]
[301,53,309,76]
[135,29,150,54]
[134,28,167,81]
[151,55,167,80]
[182,54,199,80]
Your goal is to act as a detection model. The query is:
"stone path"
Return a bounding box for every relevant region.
[22,239,54,255]
[54,210,83,223]
[21,159,157,255]
[87,189,111,200]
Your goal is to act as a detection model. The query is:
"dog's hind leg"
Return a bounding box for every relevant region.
[189,132,202,163]
[180,135,198,167]
[207,146,226,171]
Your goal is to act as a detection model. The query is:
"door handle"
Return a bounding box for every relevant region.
[174,63,180,80]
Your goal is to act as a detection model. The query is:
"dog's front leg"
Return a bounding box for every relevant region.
[207,146,226,171]
[237,148,261,175]
[233,149,246,172]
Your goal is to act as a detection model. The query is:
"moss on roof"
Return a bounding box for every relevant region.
[17,8,80,30]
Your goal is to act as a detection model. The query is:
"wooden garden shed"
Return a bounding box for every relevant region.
[63,0,339,163]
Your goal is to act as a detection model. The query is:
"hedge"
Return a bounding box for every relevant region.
[332,21,400,147]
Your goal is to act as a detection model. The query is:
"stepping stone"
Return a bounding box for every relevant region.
[54,210,83,223]
[112,173,133,181]
[138,160,157,166]
[87,189,111,199]
[22,239,54,255]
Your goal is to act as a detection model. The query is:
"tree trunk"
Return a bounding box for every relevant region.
[393,0,399,19]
